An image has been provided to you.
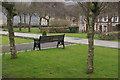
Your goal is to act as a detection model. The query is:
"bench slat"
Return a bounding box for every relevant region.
[40,35,64,43]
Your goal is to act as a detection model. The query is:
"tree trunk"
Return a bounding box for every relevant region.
[42,16,50,27]
[87,12,96,74]
[39,16,42,33]
[86,24,88,33]
[19,15,22,31]
[24,14,26,29]
[28,15,32,32]
[118,2,120,23]
[7,11,17,59]
[47,19,50,27]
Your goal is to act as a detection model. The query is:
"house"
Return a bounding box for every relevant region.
[78,16,119,32]
[95,16,119,32]
[0,19,3,26]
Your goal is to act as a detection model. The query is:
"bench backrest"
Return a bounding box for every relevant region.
[39,34,65,43]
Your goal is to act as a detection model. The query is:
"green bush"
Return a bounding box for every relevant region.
[98,31,120,40]
[42,31,47,36]
[69,26,79,33]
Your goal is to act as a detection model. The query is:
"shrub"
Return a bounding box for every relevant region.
[69,26,79,33]
[2,25,7,29]
[2,29,7,31]
[98,31,120,40]
[95,30,101,34]
[41,27,69,33]
[116,24,120,31]
[42,31,47,36]
[50,19,71,27]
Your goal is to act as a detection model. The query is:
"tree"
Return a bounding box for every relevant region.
[118,1,120,24]
[2,2,17,59]
[31,2,46,31]
[15,2,24,31]
[65,4,86,31]
[78,2,108,74]
[27,2,35,32]
[32,2,66,32]
[15,2,30,31]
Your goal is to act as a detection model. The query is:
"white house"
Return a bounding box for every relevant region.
[95,16,119,32]
[79,16,119,32]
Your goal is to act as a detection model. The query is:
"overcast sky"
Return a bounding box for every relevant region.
[3,0,65,2]
[2,0,120,2]
[1,0,120,25]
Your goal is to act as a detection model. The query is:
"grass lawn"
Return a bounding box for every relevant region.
[2,28,99,39]
[3,28,120,41]
[2,44,118,78]
[3,28,40,34]
[13,28,40,34]
[0,36,33,45]
[48,33,99,39]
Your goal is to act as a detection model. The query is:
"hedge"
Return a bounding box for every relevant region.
[41,27,69,33]
[98,31,120,40]
[69,26,79,33]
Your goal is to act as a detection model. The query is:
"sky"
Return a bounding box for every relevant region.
[3,0,65,2]
[1,0,120,25]
[2,0,120,2]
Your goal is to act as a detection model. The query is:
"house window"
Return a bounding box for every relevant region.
[114,16,118,22]
[98,17,102,22]
[104,16,108,22]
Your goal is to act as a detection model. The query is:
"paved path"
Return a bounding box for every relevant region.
[2,42,76,52]
[65,37,120,49]
[0,31,120,49]
[0,31,40,38]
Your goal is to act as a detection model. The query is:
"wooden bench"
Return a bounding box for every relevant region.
[33,34,65,50]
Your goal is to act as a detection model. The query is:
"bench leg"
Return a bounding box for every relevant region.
[38,43,41,50]
[62,41,65,49]
[33,47,35,50]
[57,42,60,48]
[33,44,36,50]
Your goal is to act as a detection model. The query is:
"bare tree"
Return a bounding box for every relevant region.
[26,2,36,32]
[50,2,67,19]
[15,2,30,31]
[2,2,17,59]
[14,2,22,31]
[65,4,86,30]
[78,2,108,74]
[32,2,66,32]
[31,2,47,30]
[33,2,52,27]
[118,1,120,24]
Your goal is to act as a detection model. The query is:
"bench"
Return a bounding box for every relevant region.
[33,34,65,50]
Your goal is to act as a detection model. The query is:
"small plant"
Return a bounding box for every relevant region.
[25,49,28,52]
[53,29,57,33]
[2,53,5,57]
[42,31,47,36]
[69,26,79,33]
[3,29,7,31]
